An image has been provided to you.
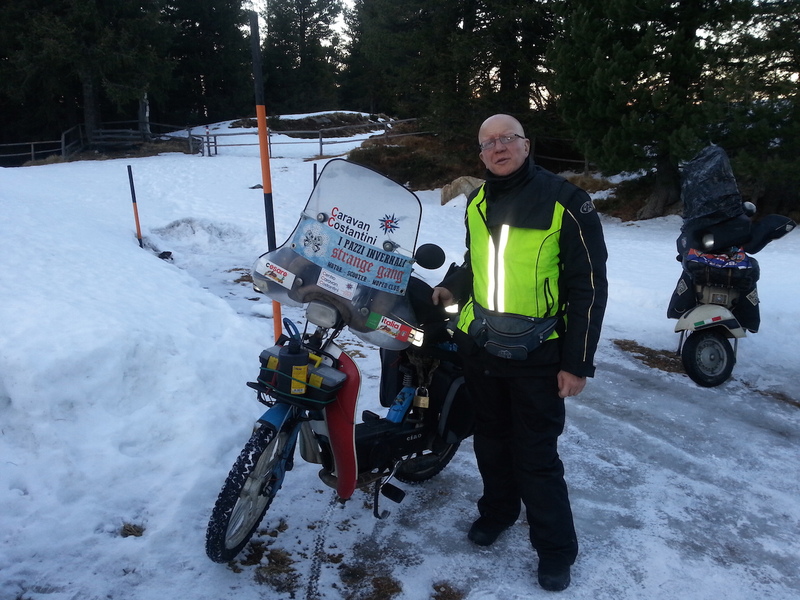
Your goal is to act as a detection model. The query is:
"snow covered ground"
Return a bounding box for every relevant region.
[1,123,799,600]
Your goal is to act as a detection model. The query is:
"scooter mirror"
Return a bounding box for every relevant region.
[414,243,445,270]
[743,201,757,217]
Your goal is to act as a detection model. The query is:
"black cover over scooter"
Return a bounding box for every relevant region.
[681,145,744,231]
[678,145,753,254]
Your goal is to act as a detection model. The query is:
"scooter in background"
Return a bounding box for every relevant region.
[668,145,795,387]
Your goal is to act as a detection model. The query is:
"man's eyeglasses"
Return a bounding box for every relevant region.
[479,134,524,151]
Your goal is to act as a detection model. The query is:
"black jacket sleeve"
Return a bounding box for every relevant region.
[557,187,608,377]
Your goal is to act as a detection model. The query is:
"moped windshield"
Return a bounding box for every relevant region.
[252,159,423,350]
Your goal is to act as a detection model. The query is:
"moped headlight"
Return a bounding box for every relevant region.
[306,301,341,329]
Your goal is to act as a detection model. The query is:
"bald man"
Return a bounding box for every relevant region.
[433,114,608,592]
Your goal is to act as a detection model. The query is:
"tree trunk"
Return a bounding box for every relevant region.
[138,93,151,139]
[636,153,682,219]
[79,69,100,143]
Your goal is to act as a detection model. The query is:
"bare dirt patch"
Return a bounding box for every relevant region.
[612,338,684,373]
[613,338,800,408]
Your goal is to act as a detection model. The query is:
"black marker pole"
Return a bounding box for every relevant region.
[250,10,282,341]
[127,165,144,248]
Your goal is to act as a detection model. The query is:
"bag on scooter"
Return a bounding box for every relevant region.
[683,248,760,291]
[468,303,559,361]
[428,358,474,443]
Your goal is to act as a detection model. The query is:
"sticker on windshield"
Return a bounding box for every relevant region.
[291,218,413,295]
[260,259,296,289]
[317,269,357,300]
[365,312,412,342]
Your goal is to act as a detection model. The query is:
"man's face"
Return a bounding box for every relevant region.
[478,116,530,177]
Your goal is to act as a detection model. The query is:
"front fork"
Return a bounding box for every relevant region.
[256,402,300,485]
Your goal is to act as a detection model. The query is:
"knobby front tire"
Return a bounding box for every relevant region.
[205,423,289,563]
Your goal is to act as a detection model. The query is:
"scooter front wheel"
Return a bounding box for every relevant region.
[681,328,735,387]
[206,423,289,563]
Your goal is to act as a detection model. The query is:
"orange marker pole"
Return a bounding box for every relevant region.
[127,165,144,248]
[250,11,282,342]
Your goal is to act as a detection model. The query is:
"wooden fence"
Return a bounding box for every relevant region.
[1,118,588,171]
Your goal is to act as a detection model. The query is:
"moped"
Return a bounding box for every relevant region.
[668,145,795,387]
[205,159,472,563]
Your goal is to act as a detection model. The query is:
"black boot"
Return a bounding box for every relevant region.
[467,516,511,547]
[537,561,571,592]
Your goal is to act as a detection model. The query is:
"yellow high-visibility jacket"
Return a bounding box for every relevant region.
[442,159,608,377]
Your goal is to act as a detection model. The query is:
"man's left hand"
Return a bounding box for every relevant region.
[557,371,586,398]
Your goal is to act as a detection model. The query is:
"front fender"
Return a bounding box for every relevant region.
[324,349,360,500]
[258,401,293,429]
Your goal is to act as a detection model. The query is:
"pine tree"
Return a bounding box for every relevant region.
[1,0,173,141]
[471,0,555,114]
[338,0,416,116]
[340,1,558,140]
[548,0,754,217]
[161,0,252,125]
[262,0,343,114]
[706,0,800,215]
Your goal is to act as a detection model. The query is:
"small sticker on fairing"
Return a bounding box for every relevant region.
[317,269,357,300]
[262,260,296,289]
[365,312,413,342]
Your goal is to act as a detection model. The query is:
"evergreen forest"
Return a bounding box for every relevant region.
[1,0,797,215]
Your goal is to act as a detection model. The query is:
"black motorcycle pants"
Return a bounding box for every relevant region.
[465,368,578,566]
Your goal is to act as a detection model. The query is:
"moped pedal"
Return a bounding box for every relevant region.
[380,482,406,504]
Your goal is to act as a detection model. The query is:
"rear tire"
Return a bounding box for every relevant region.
[681,329,735,387]
[205,423,290,563]
[395,439,460,483]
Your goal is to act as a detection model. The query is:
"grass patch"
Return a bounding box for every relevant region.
[432,581,466,600]
[563,172,617,195]
[254,548,300,594]
[349,134,481,190]
[612,338,683,373]
[258,112,390,139]
[338,562,404,600]
[120,522,145,537]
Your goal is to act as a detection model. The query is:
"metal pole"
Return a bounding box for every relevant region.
[250,10,282,341]
[127,165,144,248]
